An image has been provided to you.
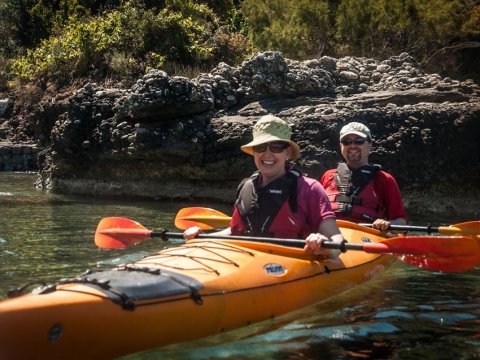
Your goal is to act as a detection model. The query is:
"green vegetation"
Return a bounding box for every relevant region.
[242,0,479,64]
[3,0,250,85]
[0,0,478,91]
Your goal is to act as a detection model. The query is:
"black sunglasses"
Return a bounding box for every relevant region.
[341,138,368,146]
[252,142,289,153]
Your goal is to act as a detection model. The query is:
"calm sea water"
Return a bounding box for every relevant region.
[0,172,478,360]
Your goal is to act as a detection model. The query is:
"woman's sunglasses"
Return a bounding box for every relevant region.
[341,138,368,146]
[252,142,289,153]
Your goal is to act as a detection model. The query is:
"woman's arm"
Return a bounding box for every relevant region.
[183,226,231,240]
[304,217,345,258]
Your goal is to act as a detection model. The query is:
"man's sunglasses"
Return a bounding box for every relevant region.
[252,142,289,153]
[341,138,368,146]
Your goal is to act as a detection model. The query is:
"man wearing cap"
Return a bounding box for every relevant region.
[320,122,407,231]
[184,114,346,258]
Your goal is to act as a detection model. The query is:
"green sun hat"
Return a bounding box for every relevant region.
[241,115,301,160]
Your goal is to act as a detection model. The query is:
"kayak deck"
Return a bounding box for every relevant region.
[0,226,394,360]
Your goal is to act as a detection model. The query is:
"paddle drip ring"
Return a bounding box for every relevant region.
[426,223,433,234]
[159,229,169,241]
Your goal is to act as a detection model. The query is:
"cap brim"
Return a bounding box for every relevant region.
[340,131,369,140]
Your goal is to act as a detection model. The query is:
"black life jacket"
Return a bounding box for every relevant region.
[231,169,300,237]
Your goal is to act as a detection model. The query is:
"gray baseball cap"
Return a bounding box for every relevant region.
[339,122,372,140]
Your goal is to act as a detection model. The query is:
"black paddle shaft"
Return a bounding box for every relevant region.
[359,223,439,233]
[151,230,358,251]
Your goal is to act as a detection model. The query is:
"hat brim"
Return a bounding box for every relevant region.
[241,135,300,160]
[340,131,369,140]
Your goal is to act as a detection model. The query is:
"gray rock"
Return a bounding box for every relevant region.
[1,51,479,218]
[0,98,13,117]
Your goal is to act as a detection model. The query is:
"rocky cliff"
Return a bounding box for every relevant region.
[3,51,480,218]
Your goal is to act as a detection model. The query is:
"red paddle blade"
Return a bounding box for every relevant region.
[95,217,151,249]
[453,221,480,238]
[175,207,231,230]
[377,235,480,272]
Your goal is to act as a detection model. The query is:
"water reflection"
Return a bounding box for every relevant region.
[0,172,230,293]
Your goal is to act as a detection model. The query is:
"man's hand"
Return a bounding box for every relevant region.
[372,219,391,231]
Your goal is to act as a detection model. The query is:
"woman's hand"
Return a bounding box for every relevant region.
[183,226,202,240]
[304,233,331,258]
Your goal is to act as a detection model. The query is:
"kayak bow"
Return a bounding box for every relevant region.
[0,224,393,359]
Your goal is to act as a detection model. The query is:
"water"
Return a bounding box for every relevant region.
[0,172,479,359]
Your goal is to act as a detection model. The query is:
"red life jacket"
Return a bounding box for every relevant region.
[230,170,305,239]
[324,162,384,222]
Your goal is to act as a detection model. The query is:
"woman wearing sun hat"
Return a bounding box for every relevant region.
[184,114,345,258]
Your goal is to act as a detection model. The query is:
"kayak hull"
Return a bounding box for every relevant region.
[0,227,394,359]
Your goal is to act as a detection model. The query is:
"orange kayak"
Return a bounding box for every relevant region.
[0,226,394,360]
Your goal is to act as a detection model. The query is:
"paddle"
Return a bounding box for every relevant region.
[175,210,382,236]
[95,217,480,272]
[175,207,232,230]
[175,207,480,237]
[359,222,480,237]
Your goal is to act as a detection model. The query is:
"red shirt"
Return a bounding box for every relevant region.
[231,175,335,238]
[320,168,407,222]
[295,175,336,231]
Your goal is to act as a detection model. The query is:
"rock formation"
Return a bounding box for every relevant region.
[2,51,479,218]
